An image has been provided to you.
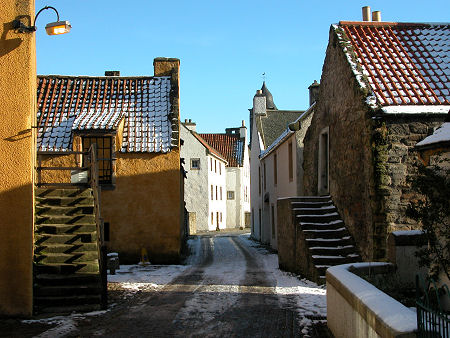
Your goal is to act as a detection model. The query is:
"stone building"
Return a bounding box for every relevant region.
[36,58,186,264]
[200,122,250,229]
[249,82,306,244]
[302,19,449,261]
[181,121,228,233]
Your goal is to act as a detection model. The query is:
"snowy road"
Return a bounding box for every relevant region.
[24,233,327,337]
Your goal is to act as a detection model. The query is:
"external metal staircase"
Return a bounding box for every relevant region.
[293,196,361,284]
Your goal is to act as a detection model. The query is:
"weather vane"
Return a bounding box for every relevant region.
[262,72,266,82]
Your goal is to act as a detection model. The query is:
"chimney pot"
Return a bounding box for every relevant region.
[372,11,381,22]
[362,6,371,21]
[256,89,262,95]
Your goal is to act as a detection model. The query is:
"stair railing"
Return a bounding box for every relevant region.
[86,144,108,309]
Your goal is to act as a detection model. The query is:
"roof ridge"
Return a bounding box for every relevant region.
[37,75,170,80]
[339,21,449,27]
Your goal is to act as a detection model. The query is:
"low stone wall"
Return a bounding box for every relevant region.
[277,197,316,281]
[327,263,417,338]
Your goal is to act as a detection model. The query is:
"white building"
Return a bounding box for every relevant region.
[181,121,227,233]
[249,82,318,248]
[199,122,250,229]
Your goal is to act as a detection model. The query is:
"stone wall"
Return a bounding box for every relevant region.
[302,27,447,261]
[373,116,445,258]
[303,28,377,260]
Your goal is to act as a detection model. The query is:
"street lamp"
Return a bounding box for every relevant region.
[13,6,71,35]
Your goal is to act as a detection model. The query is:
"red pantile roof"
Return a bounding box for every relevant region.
[191,133,227,162]
[36,75,176,153]
[199,134,244,167]
[337,22,449,107]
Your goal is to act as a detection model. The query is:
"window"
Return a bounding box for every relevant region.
[219,162,222,175]
[220,186,222,200]
[220,212,222,222]
[227,191,235,200]
[263,162,266,191]
[211,212,213,225]
[288,141,293,182]
[214,160,217,173]
[211,185,214,200]
[271,205,275,238]
[216,186,218,200]
[210,158,213,171]
[274,153,278,185]
[82,136,113,184]
[258,166,261,195]
[190,158,200,170]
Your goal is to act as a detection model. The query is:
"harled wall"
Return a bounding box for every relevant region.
[0,0,36,316]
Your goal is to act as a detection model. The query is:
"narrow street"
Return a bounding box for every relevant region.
[7,232,328,337]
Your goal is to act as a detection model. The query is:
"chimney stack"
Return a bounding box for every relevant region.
[362,6,371,21]
[372,11,381,22]
[239,120,247,139]
[105,71,120,76]
[308,80,320,106]
[183,118,196,132]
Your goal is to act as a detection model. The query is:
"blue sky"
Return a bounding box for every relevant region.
[36,1,450,133]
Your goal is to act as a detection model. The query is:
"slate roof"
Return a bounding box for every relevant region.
[260,103,315,159]
[37,75,176,153]
[199,133,245,167]
[336,22,450,110]
[256,110,304,149]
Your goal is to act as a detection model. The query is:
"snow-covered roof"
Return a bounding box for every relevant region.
[335,22,450,111]
[416,122,450,147]
[37,75,175,153]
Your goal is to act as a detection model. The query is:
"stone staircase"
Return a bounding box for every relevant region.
[293,196,361,284]
[34,187,104,314]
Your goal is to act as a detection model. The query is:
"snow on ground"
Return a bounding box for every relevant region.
[23,235,327,337]
[239,234,327,336]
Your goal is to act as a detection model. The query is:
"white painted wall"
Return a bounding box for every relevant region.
[180,124,209,232]
[207,157,227,231]
[250,93,266,241]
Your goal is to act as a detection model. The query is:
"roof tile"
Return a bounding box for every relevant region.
[37,76,174,153]
[338,22,450,107]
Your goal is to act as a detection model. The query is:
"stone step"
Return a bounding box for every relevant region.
[35,273,100,286]
[297,212,341,224]
[309,245,356,256]
[35,243,98,255]
[292,196,332,203]
[303,227,348,239]
[35,251,99,264]
[293,205,337,215]
[312,255,348,265]
[291,201,333,209]
[36,196,94,207]
[36,205,94,216]
[35,224,97,235]
[34,303,102,315]
[35,262,99,274]
[34,284,102,297]
[300,220,345,231]
[35,233,96,245]
[34,294,102,307]
[35,214,95,225]
[35,188,93,198]
[305,236,353,247]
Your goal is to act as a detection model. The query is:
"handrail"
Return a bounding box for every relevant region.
[86,144,107,309]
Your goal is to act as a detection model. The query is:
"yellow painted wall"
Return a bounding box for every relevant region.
[0,0,36,316]
[102,150,182,263]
